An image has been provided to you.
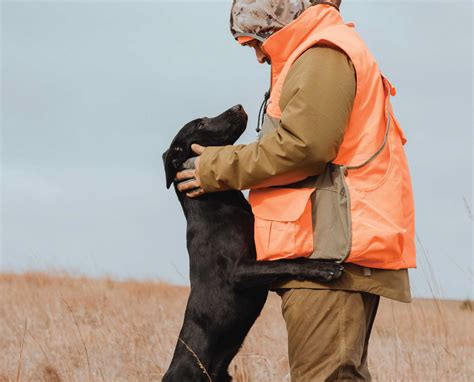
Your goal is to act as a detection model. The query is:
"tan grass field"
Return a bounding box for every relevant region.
[0,272,472,381]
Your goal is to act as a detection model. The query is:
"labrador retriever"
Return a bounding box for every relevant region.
[162,104,343,381]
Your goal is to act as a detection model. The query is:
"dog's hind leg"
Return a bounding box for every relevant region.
[231,259,344,289]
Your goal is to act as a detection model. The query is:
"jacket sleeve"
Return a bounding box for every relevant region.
[198,46,356,192]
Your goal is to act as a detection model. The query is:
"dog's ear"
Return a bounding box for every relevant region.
[162,147,182,189]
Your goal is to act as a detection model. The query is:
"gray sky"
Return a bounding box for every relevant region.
[1,1,472,300]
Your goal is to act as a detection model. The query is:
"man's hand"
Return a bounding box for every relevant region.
[175,144,206,198]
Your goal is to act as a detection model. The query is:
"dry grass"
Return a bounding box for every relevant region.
[0,272,472,381]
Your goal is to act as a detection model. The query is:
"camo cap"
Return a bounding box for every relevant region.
[230,0,320,42]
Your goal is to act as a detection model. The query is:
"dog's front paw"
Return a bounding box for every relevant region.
[299,262,344,283]
[320,263,344,282]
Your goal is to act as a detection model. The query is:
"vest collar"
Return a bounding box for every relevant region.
[262,4,344,87]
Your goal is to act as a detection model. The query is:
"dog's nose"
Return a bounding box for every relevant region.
[231,104,243,112]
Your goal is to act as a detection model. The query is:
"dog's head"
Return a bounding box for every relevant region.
[163,104,248,188]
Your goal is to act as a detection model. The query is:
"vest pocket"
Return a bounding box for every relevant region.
[249,187,315,261]
[311,164,352,263]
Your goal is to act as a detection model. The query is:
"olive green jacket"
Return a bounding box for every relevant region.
[199,46,411,303]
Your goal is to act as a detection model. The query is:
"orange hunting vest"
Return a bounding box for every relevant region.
[247,5,416,270]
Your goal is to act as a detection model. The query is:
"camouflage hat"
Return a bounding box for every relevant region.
[230,0,318,42]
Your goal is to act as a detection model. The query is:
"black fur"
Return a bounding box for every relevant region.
[162,105,343,381]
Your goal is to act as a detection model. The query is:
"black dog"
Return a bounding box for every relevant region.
[162,105,343,381]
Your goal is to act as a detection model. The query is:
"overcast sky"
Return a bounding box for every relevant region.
[1,1,472,300]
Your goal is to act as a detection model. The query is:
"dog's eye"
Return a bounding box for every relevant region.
[197,121,207,129]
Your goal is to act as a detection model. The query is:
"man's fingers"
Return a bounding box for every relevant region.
[177,179,200,192]
[191,144,205,155]
[175,169,195,181]
[174,153,204,196]
[182,157,197,170]
[186,188,205,198]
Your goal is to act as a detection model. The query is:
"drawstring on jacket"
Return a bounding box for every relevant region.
[256,90,270,133]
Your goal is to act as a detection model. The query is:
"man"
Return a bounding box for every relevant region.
[176,0,416,380]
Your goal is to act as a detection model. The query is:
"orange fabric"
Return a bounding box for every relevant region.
[237,36,255,45]
[249,187,314,261]
[251,5,416,269]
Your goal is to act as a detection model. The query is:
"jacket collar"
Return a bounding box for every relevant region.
[262,4,344,87]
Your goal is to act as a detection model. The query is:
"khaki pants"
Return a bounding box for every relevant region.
[278,289,380,382]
